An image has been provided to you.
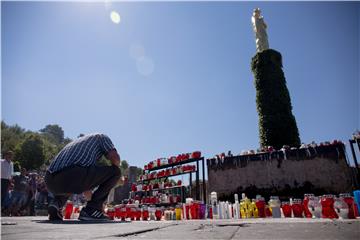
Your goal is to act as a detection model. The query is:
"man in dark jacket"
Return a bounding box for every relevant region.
[45,133,121,221]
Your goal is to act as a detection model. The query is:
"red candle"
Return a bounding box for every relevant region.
[107,208,115,220]
[155,208,162,221]
[209,206,213,219]
[281,202,292,218]
[190,202,200,219]
[130,208,136,221]
[321,195,338,219]
[191,151,201,159]
[169,195,174,204]
[115,206,121,219]
[340,193,356,219]
[126,206,131,219]
[142,209,149,221]
[64,201,73,219]
[265,206,272,217]
[120,207,126,221]
[255,198,266,218]
[135,208,141,221]
[303,194,314,218]
[292,199,304,218]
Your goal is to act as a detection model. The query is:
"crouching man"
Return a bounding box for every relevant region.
[45,133,121,221]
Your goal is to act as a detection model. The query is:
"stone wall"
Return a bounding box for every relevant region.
[207,144,354,200]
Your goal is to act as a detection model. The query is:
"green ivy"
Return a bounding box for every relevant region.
[251,49,300,149]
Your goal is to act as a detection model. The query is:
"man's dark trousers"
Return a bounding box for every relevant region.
[45,165,121,210]
[1,179,10,207]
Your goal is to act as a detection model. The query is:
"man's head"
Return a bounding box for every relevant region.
[106,149,121,167]
[3,151,14,161]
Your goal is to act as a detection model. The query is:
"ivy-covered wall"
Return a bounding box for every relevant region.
[251,49,300,149]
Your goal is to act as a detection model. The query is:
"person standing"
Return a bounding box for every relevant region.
[9,168,29,216]
[1,151,14,209]
[45,133,121,221]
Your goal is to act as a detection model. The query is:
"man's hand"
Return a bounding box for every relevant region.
[106,149,121,167]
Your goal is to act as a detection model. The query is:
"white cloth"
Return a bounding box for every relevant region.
[1,159,14,180]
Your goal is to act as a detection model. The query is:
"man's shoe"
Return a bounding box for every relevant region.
[48,204,63,221]
[78,207,110,221]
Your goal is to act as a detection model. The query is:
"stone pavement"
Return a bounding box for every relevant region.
[1,217,359,240]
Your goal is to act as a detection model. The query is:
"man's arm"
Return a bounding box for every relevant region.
[106,149,121,167]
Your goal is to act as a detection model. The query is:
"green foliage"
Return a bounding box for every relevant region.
[13,161,21,172]
[251,49,301,149]
[40,124,64,145]
[2,121,65,170]
[1,121,25,154]
[1,122,145,175]
[135,167,143,178]
[42,140,59,165]
[14,133,46,170]
[120,160,129,170]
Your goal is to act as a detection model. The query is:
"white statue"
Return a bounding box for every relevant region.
[251,8,269,52]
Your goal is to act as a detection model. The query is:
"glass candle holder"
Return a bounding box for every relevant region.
[292,199,303,218]
[340,193,356,219]
[255,197,266,218]
[281,201,292,218]
[308,196,321,218]
[303,194,315,218]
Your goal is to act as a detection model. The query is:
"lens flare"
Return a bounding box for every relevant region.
[110,11,121,24]
[136,56,155,77]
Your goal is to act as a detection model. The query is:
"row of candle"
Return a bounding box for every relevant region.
[211,193,358,220]
[213,140,344,159]
[131,180,182,192]
[144,151,202,170]
[132,193,182,205]
[61,193,359,221]
[105,201,206,221]
[139,165,196,181]
[105,194,358,221]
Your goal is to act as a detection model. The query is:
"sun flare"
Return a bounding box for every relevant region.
[110,11,121,24]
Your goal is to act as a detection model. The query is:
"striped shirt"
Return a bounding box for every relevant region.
[48,133,115,173]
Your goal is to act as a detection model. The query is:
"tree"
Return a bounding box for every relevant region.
[40,124,64,145]
[251,49,300,149]
[42,140,59,165]
[1,121,25,154]
[15,133,46,170]
[120,160,129,170]
[135,167,144,178]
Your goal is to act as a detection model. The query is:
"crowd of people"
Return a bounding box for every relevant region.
[1,150,98,217]
[1,151,51,216]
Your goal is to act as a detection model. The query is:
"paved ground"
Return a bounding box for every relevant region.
[1,217,359,240]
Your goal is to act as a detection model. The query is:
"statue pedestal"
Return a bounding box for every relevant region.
[251,49,300,149]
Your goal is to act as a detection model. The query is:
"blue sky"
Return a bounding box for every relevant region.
[1,1,359,169]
